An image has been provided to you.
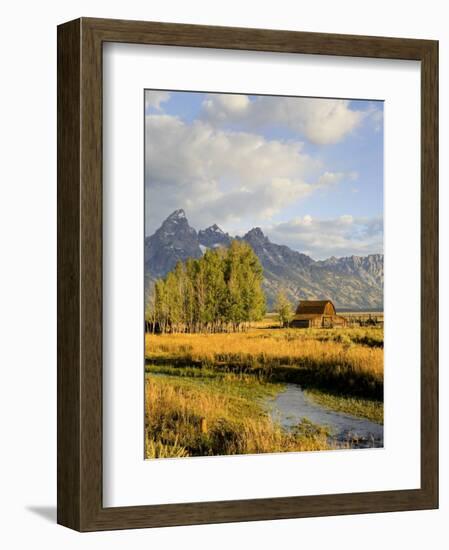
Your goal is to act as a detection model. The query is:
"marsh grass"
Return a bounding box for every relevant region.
[145,328,383,399]
[310,327,384,348]
[145,373,333,458]
[144,325,383,457]
[304,388,384,424]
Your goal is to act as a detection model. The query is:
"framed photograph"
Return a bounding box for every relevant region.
[57,17,438,531]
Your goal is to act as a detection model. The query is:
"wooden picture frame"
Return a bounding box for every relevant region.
[57,17,438,531]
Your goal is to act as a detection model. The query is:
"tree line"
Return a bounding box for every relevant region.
[145,240,266,333]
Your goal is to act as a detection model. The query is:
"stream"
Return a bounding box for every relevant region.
[268,383,383,449]
[148,369,383,450]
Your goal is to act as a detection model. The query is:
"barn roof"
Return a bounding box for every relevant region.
[295,300,336,315]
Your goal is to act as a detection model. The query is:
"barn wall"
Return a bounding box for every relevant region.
[290,319,311,328]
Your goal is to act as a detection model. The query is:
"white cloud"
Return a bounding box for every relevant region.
[265,215,383,259]
[145,91,171,111]
[145,114,346,234]
[316,171,357,187]
[202,94,250,120]
[201,94,366,145]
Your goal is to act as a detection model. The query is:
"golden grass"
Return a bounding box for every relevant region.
[145,328,383,398]
[145,374,333,457]
[146,329,382,368]
[308,327,383,348]
[144,326,383,457]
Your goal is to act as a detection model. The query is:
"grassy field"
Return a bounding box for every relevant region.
[144,323,383,458]
[145,326,383,398]
[304,388,383,424]
[145,371,333,458]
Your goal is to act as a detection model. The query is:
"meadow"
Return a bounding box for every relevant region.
[144,323,384,458]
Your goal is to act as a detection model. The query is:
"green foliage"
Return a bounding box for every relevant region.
[274,289,293,327]
[147,241,266,333]
[304,388,384,424]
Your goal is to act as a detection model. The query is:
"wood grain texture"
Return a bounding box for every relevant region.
[57,18,81,531]
[57,17,439,532]
[420,41,439,504]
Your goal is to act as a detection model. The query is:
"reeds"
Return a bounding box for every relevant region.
[145,328,383,399]
[144,375,332,458]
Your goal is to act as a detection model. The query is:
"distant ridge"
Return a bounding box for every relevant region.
[145,210,383,310]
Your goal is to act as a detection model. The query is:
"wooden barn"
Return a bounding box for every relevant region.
[290,300,347,328]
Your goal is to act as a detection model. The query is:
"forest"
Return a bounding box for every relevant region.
[145,240,267,334]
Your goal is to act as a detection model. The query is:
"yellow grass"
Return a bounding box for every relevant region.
[145,330,383,371]
[145,374,333,457]
[144,325,383,457]
[145,328,383,398]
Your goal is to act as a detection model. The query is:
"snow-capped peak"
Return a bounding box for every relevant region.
[209,224,224,234]
[168,208,186,220]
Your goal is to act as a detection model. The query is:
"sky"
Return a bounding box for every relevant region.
[144,89,383,260]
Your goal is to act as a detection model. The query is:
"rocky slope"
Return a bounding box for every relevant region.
[144,210,383,311]
[144,209,202,279]
[198,224,232,248]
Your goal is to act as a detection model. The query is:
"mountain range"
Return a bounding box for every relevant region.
[144,209,383,311]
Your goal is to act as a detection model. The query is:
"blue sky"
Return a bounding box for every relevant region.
[145,90,383,259]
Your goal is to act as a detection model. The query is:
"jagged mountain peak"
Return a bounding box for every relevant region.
[167,208,186,220]
[156,209,196,239]
[243,227,267,242]
[145,210,384,310]
[145,209,201,278]
[161,209,188,226]
[199,223,231,248]
[209,223,224,233]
